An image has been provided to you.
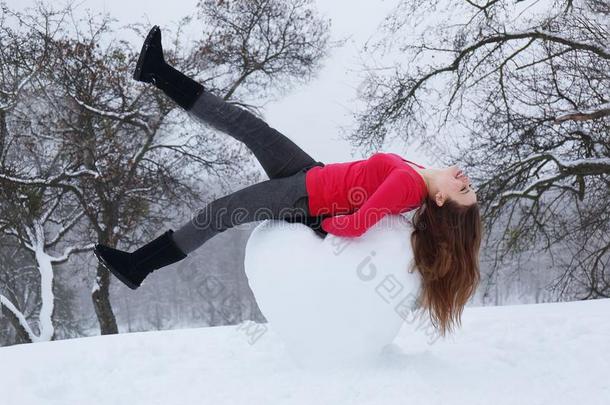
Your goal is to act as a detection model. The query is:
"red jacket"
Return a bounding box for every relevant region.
[305,152,428,237]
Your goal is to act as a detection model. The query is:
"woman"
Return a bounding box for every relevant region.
[94,26,482,337]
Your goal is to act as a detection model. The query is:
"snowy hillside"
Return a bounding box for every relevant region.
[1,298,608,405]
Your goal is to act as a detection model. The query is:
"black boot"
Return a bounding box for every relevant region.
[93,230,187,290]
[133,25,204,110]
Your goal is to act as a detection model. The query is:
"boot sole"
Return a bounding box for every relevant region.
[93,248,140,290]
[133,25,160,82]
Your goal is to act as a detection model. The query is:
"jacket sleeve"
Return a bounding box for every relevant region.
[320,169,417,237]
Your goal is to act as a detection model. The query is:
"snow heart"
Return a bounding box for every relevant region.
[244,214,422,367]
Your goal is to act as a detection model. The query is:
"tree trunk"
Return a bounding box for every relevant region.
[91,265,118,334]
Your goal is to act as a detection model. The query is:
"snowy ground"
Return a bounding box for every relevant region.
[1,298,609,405]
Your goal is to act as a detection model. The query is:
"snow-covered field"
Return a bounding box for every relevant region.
[1,298,608,405]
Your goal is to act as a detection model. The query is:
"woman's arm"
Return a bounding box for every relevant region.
[320,169,418,237]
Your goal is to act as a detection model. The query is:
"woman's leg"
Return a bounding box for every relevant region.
[135,25,323,179]
[93,153,326,290]
[187,90,324,179]
[172,168,325,255]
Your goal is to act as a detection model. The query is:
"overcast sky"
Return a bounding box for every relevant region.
[5,0,445,167]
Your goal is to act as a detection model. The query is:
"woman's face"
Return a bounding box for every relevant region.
[434,165,477,207]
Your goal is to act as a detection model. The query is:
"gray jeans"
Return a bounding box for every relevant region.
[172,90,327,254]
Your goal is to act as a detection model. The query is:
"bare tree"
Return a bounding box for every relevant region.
[192,0,331,100]
[0,2,93,344]
[350,0,609,299]
[0,236,39,345]
[0,0,331,336]
[0,133,94,343]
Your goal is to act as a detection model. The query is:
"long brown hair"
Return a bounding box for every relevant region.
[409,195,482,338]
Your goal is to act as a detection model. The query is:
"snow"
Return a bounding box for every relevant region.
[244,216,422,367]
[1,298,608,404]
[491,153,610,208]
[1,217,609,404]
[33,238,55,342]
[0,295,36,338]
[555,156,610,168]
